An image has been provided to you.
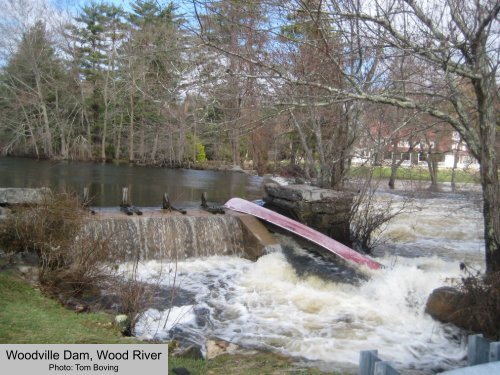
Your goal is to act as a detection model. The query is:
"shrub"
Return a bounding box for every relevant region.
[457,271,500,340]
[349,171,411,253]
[0,192,114,296]
[0,192,83,266]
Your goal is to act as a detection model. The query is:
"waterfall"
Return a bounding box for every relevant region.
[82,216,249,261]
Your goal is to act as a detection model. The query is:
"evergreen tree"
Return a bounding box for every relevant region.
[68,2,127,159]
[123,1,185,163]
[1,21,64,158]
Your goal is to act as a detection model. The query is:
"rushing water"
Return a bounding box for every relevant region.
[121,188,484,374]
[0,157,263,206]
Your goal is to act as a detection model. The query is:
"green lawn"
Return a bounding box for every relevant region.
[0,271,130,344]
[350,165,480,184]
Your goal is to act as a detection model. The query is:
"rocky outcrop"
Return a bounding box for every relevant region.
[426,287,466,321]
[205,339,240,359]
[425,286,478,331]
[263,183,354,245]
[0,187,51,205]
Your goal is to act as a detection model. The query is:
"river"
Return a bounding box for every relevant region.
[0,157,263,206]
[1,157,485,373]
[124,188,484,374]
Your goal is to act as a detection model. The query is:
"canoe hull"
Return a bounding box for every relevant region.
[224,197,382,270]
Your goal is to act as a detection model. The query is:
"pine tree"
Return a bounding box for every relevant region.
[1,21,64,158]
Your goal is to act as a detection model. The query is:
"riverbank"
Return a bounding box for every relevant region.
[0,265,335,374]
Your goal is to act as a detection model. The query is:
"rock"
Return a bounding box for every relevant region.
[265,183,348,202]
[114,314,130,334]
[172,368,191,375]
[171,345,203,360]
[17,265,39,283]
[264,183,354,246]
[0,188,51,205]
[205,339,240,360]
[425,286,472,329]
[425,287,462,319]
[64,298,88,313]
[0,206,11,218]
[230,165,244,173]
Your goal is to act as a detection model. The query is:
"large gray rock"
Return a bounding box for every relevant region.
[425,287,465,322]
[264,183,345,202]
[264,183,354,245]
[425,286,479,331]
[0,188,51,205]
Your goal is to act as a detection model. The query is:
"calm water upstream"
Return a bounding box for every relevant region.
[0,157,264,206]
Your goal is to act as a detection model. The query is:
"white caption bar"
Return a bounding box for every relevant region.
[0,344,168,375]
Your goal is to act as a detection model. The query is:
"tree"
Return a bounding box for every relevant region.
[196,0,270,168]
[123,0,184,163]
[194,0,499,272]
[338,0,499,272]
[1,21,64,158]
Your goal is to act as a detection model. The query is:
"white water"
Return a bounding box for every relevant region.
[127,189,484,374]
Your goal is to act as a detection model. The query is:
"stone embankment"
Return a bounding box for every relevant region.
[263,183,354,246]
[0,187,50,205]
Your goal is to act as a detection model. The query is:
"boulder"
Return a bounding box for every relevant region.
[0,188,51,205]
[264,183,348,202]
[114,314,130,334]
[264,183,354,246]
[425,287,464,320]
[205,339,240,360]
[425,286,476,330]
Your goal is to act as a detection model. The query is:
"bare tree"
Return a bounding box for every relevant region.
[193,0,499,273]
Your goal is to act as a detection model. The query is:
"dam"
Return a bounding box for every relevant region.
[81,208,278,262]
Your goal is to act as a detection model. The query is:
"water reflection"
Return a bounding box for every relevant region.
[0,157,264,206]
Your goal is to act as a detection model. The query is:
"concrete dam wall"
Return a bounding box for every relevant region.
[81,211,275,262]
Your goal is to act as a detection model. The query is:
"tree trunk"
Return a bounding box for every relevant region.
[330,155,346,190]
[101,71,110,162]
[231,129,240,167]
[128,92,135,162]
[477,81,499,274]
[426,152,439,188]
[389,149,398,189]
[481,157,500,274]
[34,73,53,157]
[139,127,145,162]
[151,130,159,162]
[115,112,123,160]
[21,105,39,158]
[451,140,461,192]
[289,110,315,180]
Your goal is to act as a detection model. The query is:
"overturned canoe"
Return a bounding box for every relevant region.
[224,197,382,270]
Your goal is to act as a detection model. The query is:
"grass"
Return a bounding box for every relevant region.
[350,165,480,184]
[0,270,130,344]
[0,269,337,374]
[169,352,333,375]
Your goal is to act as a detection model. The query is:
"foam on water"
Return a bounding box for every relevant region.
[125,190,484,373]
[125,253,468,372]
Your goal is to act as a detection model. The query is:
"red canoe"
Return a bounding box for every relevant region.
[224,197,382,270]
